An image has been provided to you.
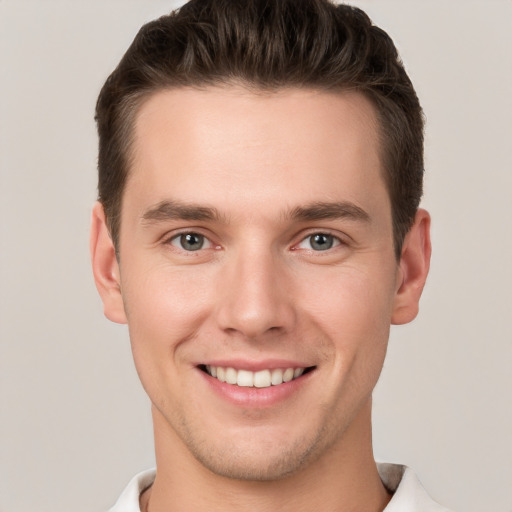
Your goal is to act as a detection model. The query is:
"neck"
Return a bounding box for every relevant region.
[143,399,390,512]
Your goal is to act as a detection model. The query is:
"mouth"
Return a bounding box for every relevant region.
[199,365,315,388]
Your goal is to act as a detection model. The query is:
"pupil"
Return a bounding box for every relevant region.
[181,233,203,251]
[311,234,333,251]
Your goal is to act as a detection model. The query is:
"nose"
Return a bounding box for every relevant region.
[214,247,296,339]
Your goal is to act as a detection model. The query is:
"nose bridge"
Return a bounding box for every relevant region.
[216,241,294,338]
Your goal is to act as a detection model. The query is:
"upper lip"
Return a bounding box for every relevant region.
[197,359,314,372]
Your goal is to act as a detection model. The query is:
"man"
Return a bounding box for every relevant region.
[90,1,449,511]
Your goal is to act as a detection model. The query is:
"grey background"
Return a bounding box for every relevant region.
[1,1,511,511]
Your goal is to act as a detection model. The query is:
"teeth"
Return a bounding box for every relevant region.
[205,366,307,388]
[293,368,304,378]
[271,368,283,385]
[254,370,271,388]
[237,370,253,387]
[225,367,237,385]
[283,368,294,382]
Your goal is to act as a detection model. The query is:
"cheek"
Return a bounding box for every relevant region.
[123,261,213,327]
[300,265,395,377]
[120,264,214,376]
[299,262,397,328]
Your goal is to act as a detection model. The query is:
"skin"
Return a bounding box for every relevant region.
[91,86,431,512]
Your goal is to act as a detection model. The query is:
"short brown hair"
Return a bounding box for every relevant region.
[96,0,424,258]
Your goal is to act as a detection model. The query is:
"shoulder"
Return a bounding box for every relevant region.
[378,463,454,512]
[107,469,156,512]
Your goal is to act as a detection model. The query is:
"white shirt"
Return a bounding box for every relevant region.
[108,463,453,512]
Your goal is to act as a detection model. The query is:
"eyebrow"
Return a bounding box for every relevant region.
[141,200,223,224]
[141,199,370,225]
[287,201,370,223]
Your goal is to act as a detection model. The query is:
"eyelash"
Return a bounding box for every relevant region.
[166,231,216,252]
[164,230,345,253]
[293,232,343,252]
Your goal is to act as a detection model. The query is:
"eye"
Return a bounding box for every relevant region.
[169,232,213,251]
[297,233,341,251]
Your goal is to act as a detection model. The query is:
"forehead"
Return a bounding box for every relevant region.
[125,85,388,223]
[132,86,379,163]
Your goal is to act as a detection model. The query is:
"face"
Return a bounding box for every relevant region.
[92,86,429,481]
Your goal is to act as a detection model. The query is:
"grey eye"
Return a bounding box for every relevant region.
[295,232,341,252]
[174,233,206,251]
[309,233,335,251]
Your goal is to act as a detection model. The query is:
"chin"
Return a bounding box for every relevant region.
[181,423,334,482]
[193,444,313,481]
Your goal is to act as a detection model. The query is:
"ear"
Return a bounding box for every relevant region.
[90,202,127,324]
[391,208,432,325]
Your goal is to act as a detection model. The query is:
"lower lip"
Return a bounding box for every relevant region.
[198,368,314,407]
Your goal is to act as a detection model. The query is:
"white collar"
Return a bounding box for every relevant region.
[108,463,452,512]
[377,463,452,512]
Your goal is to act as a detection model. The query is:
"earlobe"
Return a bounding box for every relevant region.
[90,202,127,324]
[391,208,432,325]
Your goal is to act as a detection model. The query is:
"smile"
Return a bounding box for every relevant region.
[202,365,312,388]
